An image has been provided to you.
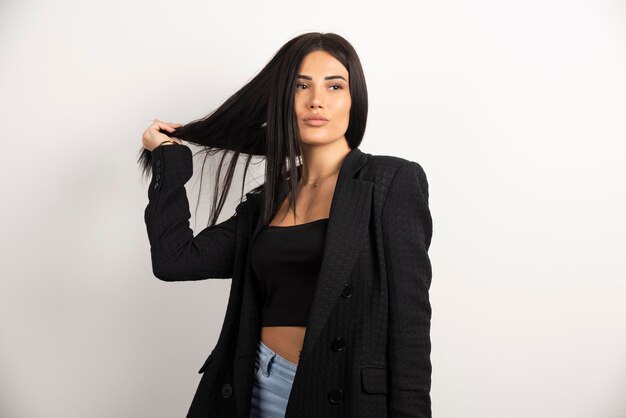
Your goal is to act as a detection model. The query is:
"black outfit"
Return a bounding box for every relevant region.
[144,145,433,417]
[251,218,329,327]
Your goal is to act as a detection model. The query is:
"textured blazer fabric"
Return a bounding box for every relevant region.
[144,144,433,417]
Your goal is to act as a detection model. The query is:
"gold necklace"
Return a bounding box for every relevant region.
[300,166,340,188]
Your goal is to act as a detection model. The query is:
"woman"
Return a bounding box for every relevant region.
[139,32,433,418]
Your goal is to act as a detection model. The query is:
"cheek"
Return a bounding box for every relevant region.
[336,96,351,119]
[294,97,304,116]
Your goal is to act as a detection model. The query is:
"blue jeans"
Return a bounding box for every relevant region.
[249,340,298,418]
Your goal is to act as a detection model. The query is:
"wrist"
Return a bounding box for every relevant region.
[156,140,178,149]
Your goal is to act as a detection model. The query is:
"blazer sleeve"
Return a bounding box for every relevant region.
[144,144,244,281]
[382,161,433,417]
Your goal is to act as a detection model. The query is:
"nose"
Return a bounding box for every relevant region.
[309,86,324,109]
[310,98,322,109]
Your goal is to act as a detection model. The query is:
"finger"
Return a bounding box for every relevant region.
[152,119,180,127]
[155,121,175,132]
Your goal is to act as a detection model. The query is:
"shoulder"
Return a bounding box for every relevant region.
[361,152,429,206]
[362,152,427,184]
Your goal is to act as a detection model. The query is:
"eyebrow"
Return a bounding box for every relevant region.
[297,74,347,82]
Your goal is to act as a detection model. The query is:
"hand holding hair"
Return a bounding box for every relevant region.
[141,118,183,151]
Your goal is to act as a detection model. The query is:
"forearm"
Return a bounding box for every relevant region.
[144,144,238,281]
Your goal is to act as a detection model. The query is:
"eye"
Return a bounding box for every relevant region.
[330,84,344,90]
[296,83,308,90]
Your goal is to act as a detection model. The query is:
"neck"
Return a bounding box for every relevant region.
[298,139,351,181]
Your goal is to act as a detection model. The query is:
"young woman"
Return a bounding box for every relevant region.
[139,32,433,418]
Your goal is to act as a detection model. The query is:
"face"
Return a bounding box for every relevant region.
[294,50,351,146]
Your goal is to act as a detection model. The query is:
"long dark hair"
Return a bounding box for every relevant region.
[137,32,368,228]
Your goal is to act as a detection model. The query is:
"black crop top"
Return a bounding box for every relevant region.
[250,218,329,327]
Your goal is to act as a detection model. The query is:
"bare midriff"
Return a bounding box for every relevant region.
[261,326,307,365]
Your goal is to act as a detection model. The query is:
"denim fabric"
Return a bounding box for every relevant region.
[249,340,298,418]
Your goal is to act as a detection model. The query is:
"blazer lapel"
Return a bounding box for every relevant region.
[300,148,372,358]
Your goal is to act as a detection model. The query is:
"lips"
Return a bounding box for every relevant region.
[304,115,329,121]
[304,117,329,126]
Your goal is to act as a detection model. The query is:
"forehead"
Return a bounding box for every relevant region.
[298,51,349,78]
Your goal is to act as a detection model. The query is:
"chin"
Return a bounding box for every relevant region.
[299,138,327,146]
[299,130,335,143]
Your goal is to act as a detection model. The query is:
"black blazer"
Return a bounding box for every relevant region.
[144,144,433,417]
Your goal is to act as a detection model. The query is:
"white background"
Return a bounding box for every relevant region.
[1,1,625,417]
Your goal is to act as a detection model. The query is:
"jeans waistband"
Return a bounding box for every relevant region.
[255,340,298,381]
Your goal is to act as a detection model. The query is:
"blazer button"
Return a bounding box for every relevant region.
[220,383,233,398]
[331,337,345,352]
[328,388,344,404]
[341,283,353,298]
[156,174,161,181]
[153,182,159,189]
[155,166,162,174]
[156,160,161,166]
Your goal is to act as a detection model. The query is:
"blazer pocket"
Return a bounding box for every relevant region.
[198,352,215,374]
[360,366,389,394]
